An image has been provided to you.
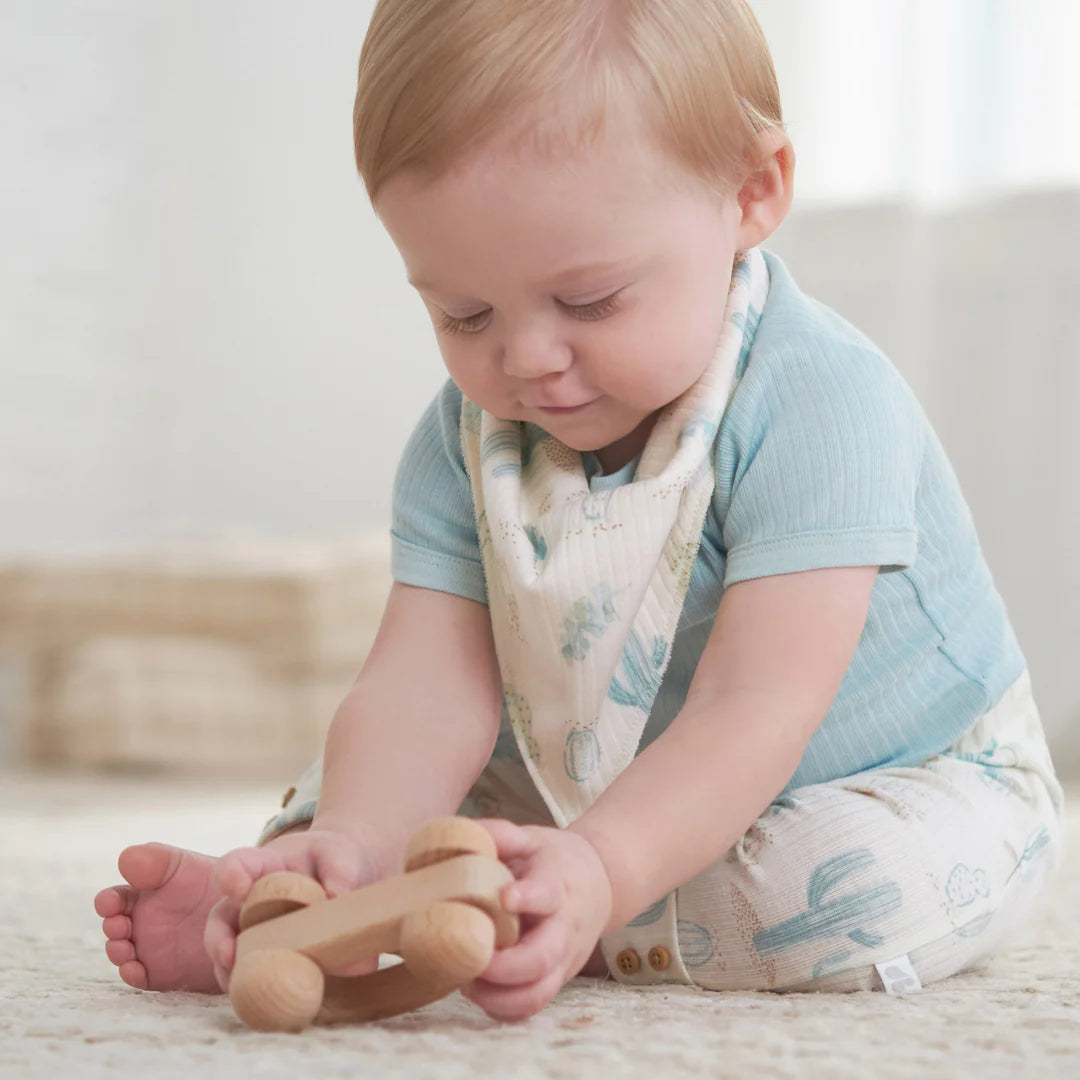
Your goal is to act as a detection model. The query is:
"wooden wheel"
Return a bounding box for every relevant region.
[229,947,325,1032]
[238,871,328,931]
[231,872,329,1031]
[397,899,496,985]
[403,816,497,872]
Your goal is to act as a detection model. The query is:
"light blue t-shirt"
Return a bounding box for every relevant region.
[390,249,1026,791]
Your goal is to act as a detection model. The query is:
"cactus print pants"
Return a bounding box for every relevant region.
[259,667,1064,994]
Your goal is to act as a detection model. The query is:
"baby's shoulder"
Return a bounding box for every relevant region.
[752,251,890,369]
[734,251,922,415]
[710,251,931,490]
[432,377,467,432]
[392,378,474,497]
[406,378,468,453]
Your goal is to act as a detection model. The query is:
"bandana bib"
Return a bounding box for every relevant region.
[460,249,769,828]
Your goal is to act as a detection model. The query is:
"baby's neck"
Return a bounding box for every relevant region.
[592,416,656,475]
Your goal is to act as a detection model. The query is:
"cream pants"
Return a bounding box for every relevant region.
[260,668,1064,994]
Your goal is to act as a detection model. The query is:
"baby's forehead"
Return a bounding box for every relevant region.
[389,97,712,209]
[375,94,736,295]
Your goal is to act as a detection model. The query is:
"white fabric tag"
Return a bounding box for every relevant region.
[874,955,923,995]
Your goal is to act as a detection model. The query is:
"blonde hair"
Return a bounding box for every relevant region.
[353,0,783,203]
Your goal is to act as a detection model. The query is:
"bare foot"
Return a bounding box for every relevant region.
[94,843,222,993]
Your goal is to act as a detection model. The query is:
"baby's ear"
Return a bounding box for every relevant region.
[735,128,795,249]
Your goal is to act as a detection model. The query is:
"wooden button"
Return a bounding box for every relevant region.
[281,786,296,808]
[648,945,671,971]
[615,948,641,975]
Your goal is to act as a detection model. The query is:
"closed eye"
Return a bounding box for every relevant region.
[437,290,625,335]
[437,309,490,335]
[560,290,624,321]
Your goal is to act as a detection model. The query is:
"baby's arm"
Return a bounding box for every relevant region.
[205,581,503,985]
[569,564,879,932]
[312,580,504,865]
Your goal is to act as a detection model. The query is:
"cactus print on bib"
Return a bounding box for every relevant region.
[459,249,769,827]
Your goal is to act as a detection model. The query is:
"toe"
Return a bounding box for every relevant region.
[117,843,183,892]
[118,960,149,990]
[94,887,121,918]
[106,938,136,966]
[102,914,132,940]
[95,885,137,919]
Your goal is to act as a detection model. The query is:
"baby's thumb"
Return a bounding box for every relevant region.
[312,842,361,899]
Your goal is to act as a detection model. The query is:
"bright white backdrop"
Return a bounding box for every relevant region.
[755,0,1080,206]
[1,2,1077,751]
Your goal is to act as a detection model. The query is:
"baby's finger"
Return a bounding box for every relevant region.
[465,962,566,1022]
[500,856,532,889]
[477,911,566,986]
[502,873,562,917]
[203,895,242,972]
[214,846,287,902]
[311,839,361,898]
[472,818,538,861]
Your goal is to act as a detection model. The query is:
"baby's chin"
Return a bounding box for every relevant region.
[539,421,655,464]
[527,417,617,452]
[481,396,652,452]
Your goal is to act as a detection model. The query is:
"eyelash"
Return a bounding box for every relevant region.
[437,292,624,335]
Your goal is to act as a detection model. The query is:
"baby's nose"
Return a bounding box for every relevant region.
[499,331,573,380]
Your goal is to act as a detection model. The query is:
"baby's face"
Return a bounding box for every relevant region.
[375,98,744,470]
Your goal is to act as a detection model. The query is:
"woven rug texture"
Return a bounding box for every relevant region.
[2,770,1077,1080]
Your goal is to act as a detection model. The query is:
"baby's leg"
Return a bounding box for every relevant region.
[601,669,1064,992]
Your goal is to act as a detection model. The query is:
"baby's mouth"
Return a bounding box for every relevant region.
[533,399,596,415]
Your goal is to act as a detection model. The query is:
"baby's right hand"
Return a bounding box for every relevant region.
[204,826,388,992]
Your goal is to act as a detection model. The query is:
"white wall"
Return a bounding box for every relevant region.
[2,0,439,550]
[2,3,1077,757]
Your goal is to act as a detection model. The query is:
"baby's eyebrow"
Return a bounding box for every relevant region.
[539,259,638,288]
[408,258,639,294]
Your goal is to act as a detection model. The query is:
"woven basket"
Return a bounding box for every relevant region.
[0,536,392,777]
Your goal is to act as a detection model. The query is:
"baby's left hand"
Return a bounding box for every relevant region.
[462,819,612,1022]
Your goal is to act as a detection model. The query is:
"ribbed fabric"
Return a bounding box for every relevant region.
[389,249,1026,790]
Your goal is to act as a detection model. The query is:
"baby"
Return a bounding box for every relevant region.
[95,0,1064,1022]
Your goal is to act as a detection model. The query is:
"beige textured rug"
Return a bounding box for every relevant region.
[2,769,1077,1079]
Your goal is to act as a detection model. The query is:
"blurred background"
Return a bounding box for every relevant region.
[1,1,1077,785]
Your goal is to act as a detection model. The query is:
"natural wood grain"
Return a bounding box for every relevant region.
[229,817,519,1031]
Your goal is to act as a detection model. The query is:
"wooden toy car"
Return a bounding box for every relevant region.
[229,817,519,1031]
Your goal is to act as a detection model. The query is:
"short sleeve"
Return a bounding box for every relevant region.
[390,379,488,604]
[715,342,925,587]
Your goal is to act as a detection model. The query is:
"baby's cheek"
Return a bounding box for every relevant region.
[441,357,503,412]
[610,364,688,412]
